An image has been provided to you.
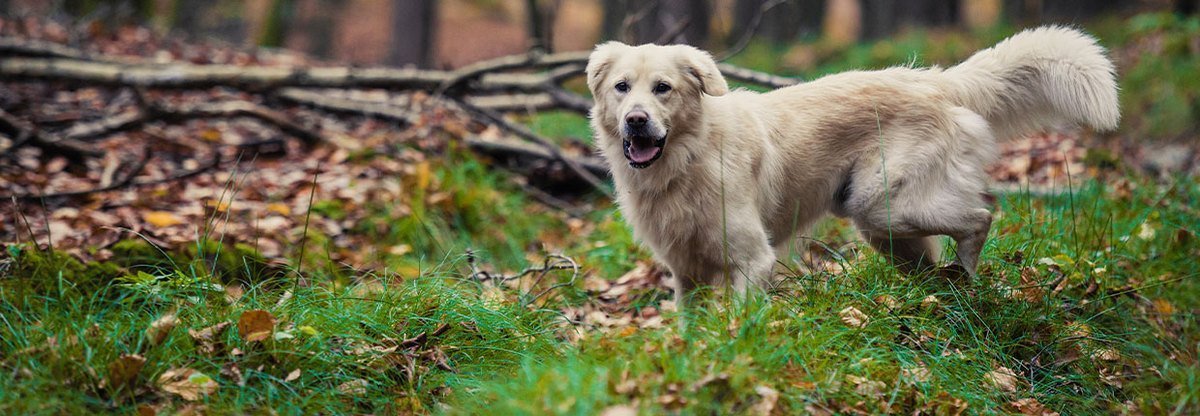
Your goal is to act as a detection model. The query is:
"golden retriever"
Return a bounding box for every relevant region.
[585,27,1119,306]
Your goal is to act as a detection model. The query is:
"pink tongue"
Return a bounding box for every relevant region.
[628,144,660,163]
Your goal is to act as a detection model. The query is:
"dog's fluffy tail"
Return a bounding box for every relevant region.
[944,26,1119,140]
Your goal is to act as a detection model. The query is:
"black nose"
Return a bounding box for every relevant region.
[625,111,648,127]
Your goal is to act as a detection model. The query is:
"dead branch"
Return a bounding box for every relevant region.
[436,50,591,94]
[1,54,794,93]
[451,98,611,195]
[717,62,799,88]
[0,107,101,160]
[274,88,420,125]
[464,136,607,178]
[3,148,151,200]
[718,0,790,61]
[1,152,221,201]
[59,97,323,146]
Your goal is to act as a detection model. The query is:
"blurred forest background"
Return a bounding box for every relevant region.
[3,0,1190,68]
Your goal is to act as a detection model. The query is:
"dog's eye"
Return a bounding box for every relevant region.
[653,83,672,94]
[615,81,629,93]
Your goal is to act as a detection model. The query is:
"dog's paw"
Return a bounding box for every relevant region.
[936,263,971,281]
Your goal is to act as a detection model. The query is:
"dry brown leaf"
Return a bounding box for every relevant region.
[143,211,183,228]
[337,379,369,395]
[1092,348,1121,361]
[985,366,1021,393]
[145,314,178,346]
[928,391,969,416]
[599,404,638,416]
[285,368,301,383]
[157,368,218,401]
[1008,398,1060,416]
[189,321,231,356]
[752,385,780,416]
[874,294,899,311]
[106,354,146,391]
[839,306,869,328]
[237,309,276,343]
[901,365,931,384]
[136,403,161,416]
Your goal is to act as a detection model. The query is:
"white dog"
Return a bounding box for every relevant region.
[585,27,1119,305]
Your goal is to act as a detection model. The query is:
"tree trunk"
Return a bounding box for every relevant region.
[388,0,437,67]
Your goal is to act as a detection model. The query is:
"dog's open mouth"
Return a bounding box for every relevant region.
[623,135,666,168]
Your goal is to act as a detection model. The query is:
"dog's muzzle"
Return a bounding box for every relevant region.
[622,110,665,168]
[623,135,666,169]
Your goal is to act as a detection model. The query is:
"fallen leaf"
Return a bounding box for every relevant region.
[839,306,869,328]
[752,385,779,416]
[901,365,931,384]
[143,211,183,228]
[237,309,276,343]
[106,354,146,392]
[158,368,218,401]
[874,294,899,311]
[188,322,231,356]
[337,379,369,395]
[1008,398,1060,416]
[599,404,638,416]
[1092,348,1121,361]
[285,368,301,382]
[985,366,1021,393]
[266,202,291,216]
[928,391,969,415]
[145,314,178,346]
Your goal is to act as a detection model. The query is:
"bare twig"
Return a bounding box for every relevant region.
[717,0,790,61]
[654,17,693,45]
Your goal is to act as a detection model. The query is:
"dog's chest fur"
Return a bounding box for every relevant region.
[615,164,732,273]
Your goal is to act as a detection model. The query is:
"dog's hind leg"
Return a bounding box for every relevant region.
[860,233,940,274]
[856,203,992,277]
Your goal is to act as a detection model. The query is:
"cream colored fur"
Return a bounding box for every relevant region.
[586,27,1119,306]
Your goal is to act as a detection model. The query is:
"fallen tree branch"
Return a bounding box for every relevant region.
[452,98,611,195]
[1,55,795,92]
[464,136,607,178]
[275,88,421,125]
[3,148,151,200]
[1,151,221,201]
[60,96,323,146]
[0,108,101,160]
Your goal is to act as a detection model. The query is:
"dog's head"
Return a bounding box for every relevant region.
[586,42,729,169]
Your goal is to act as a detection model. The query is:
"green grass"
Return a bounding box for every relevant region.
[2,164,1197,414]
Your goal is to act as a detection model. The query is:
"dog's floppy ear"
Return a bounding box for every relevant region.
[675,45,729,97]
[586,42,627,95]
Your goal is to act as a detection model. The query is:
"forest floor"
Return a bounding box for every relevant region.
[2,13,1199,415]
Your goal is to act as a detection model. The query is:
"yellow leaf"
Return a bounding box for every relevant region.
[1153,299,1176,315]
[143,211,183,228]
[199,128,222,142]
[414,161,431,192]
[266,203,291,216]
